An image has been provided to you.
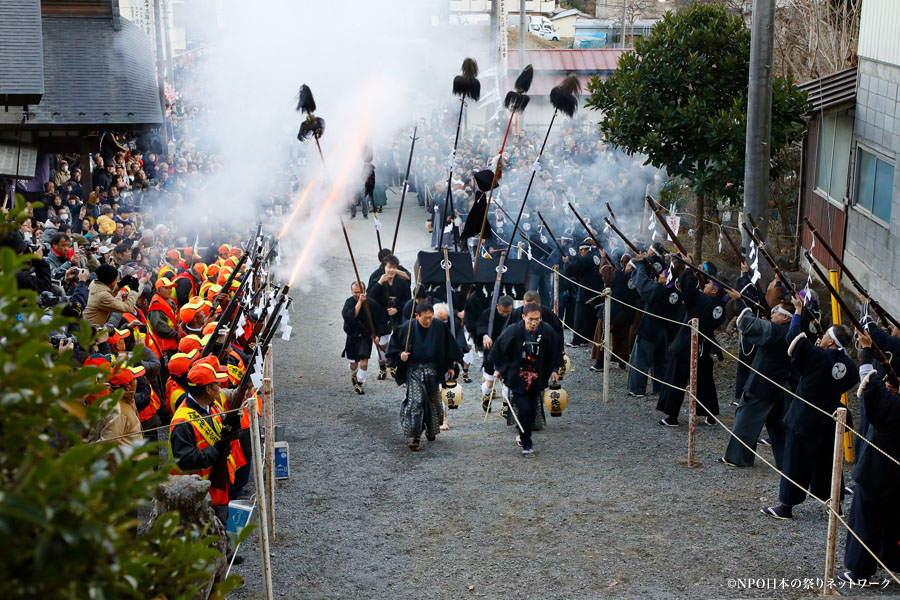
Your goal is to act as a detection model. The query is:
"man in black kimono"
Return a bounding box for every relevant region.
[657,262,727,427]
[627,252,680,398]
[366,254,412,379]
[762,296,858,520]
[489,302,564,457]
[476,295,514,411]
[720,301,793,467]
[341,282,390,395]
[387,302,463,451]
[562,238,605,347]
[840,329,900,584]
[505,290,564,338]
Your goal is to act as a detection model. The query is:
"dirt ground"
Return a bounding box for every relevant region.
[231,193,900,600]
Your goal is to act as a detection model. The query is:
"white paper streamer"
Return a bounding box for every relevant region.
[251,371,263,388]
[281,324,292,340]
[532,159,542,173]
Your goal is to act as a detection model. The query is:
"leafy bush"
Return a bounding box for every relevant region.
[0,203,242,599]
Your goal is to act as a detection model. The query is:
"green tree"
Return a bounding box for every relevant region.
[586,4,808,261]
[0,203,243,599]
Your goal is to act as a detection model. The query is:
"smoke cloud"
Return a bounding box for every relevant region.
[178,0,490,289]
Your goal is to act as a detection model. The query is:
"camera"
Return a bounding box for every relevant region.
[49,333,75,349]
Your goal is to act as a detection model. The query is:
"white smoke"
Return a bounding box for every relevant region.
[177,0,490,290]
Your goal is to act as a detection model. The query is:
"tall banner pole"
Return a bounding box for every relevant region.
[602,289,611,403]
[823,407,847,596]
[686,317,699,468]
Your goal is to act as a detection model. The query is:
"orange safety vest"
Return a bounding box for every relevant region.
[169,397,235,506]
[166,378,187,415]
[148,294,178,352]
[122,309,164,358]
[138,384,162,422]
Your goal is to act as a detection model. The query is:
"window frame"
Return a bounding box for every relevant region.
[852,143,895,228]
[813,110,854,207]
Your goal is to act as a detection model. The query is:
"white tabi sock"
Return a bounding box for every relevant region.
[357,368,368,384]
[348,362,357,375]
[481,382,494,396]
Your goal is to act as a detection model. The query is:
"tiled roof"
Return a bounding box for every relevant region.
[507,49,625,95]
[0,0,44,106]
[509,49,625,73]
[28,15,162,127]
[797,66,858,113]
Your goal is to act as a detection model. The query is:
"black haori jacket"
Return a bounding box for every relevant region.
[784,318,859,440]
[386,317,463,386]
[489,321,564,394]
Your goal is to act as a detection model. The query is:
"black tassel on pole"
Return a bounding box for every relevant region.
[438,58,481,250]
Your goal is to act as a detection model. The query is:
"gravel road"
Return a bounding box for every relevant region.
[232,194,899,600]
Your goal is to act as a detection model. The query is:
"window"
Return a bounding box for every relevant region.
[815,112,853,203]
[855,148,894,223]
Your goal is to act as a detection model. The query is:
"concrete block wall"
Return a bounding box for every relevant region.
[843,57,900,317]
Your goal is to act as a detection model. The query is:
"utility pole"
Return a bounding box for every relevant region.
[520,0,526,57]
[153,0,169,151]
[742,0,776,255]
[621,0,627,49]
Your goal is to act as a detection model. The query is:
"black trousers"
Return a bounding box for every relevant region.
[724,390,788,468]
[510,388,540,449]
[572,299,597,346]
[657,354,718,419]
[779,429,843,507]
[844,485,900,578]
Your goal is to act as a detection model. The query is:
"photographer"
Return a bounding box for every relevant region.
[2,230,52,291]
[84,264,150,326]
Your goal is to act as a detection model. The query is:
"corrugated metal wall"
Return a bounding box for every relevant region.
[800,120,848,269]
[859,0,900,67]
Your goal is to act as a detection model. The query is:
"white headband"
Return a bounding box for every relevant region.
[773,306,792,318]
[826,326,844,352]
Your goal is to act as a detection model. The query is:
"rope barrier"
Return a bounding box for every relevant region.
[89,398,254,444]
[584,318,900,586]
[489,228,900,471]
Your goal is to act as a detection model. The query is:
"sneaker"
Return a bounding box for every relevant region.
[844,485,855,496]
[589,361,603,372]
[627,391,646,399]
[658,417,679,427]
[837,571,875,586]
[565,341,576,348]
[717,456,740,467]
[408,437,422,451]
[758,437,772,447]
[515,435,522,447]
[730,401,739,407]
[704,416,716,426]
[760,505,792,520]
[461,370,472,384]
[521,447,534,458]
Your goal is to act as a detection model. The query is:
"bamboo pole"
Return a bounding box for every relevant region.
[823,407,847,596]
[687,317,699,468]
[249,397,274,600]
[602,289,611,403]
[263,350,275,537]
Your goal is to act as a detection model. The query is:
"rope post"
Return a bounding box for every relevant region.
[823,406,848,596]
[552,265,559,316]
[263,349,275,538]
[687,317,699,468]
[249,394,274,600]
[602,288,611,403]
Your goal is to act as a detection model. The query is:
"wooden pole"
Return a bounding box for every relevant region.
[263,350,275,538]
[249,396,274,600]
[687,317,699,468]
[552,265,559,316]
[602,289,611,403]
[823,407,847,596]
[641,187,649,236]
